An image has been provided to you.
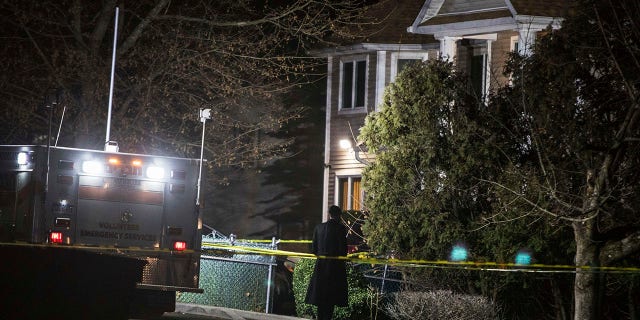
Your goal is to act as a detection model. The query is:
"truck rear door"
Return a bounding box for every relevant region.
[76,175,164,248]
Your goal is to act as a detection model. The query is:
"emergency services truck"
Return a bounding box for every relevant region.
[0,144,203,317]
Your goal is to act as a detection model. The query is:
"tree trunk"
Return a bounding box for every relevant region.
[551,278,567,320]
[629,278,637,320]
[573,219,598,320]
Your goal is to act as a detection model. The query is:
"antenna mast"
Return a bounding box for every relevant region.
[105,6,119,151]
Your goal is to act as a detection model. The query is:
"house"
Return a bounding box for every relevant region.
[312,0,569,221]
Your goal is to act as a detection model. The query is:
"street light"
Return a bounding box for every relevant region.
[196,108,211,206]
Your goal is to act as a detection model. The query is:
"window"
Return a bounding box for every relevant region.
[397,59,419,73]
[470,53,487,98]
[390,52,428,81]
[340,59,367,110]
[510,36,519,53]
[337,176,362,211]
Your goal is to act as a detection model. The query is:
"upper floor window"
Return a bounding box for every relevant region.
[340,58,367,110]
[470,52,487,99]
[510,36,519,53]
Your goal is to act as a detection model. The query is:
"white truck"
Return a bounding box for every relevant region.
[0,144,204,318]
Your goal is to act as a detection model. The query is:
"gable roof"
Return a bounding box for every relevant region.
[409,0,571,37]
[311,0,438,57]
[357,0,435,43]
[508,0,573,17]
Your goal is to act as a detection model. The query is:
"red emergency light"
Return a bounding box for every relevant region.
[173,241,187,251]
[50,232,64,244]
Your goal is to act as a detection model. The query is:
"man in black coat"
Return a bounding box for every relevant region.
[305,205,348,320]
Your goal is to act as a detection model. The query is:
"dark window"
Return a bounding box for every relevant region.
[397,59,420,75]
[355,61,366,108]
[341,60,366,109]
[470,54,486,98]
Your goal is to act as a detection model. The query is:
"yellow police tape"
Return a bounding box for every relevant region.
[201,242,640,274]
[3,240,639,274]
[232,239,312,244]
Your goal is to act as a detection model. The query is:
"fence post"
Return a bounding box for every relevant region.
[265,237,276,313]
[380,263,389,294]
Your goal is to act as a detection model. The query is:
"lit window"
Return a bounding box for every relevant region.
[340,59,367,109]
[338,176,362,211]
[510,36,519,53]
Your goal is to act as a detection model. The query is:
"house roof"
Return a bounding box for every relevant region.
[356,0,435,43]
[409,0,572,36]
[508,0,573,17]
[310,0,438,57]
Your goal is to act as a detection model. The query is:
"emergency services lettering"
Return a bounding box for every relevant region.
[80,229,156,242]
[98,222,140,231]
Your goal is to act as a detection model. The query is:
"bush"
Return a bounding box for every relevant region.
[292,258,384,319]
[385,290,500,320]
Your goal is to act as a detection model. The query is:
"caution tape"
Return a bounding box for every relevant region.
[4,240,640,274]
[201,242,640,274]
[230,239,311,244]
[201,242,315,258]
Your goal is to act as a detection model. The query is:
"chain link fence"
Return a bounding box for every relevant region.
[177,226,278,313]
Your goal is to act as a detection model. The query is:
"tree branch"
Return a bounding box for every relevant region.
[90,0,117,54]
[479,178,598,223]
[118,0,171,57]
[70,0,84,46]
[600,230,640,265]
[153,0,313,28]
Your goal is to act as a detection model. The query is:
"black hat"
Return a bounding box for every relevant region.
[329,205,342,217]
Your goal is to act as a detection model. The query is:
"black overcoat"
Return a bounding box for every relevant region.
[304,218,348,307]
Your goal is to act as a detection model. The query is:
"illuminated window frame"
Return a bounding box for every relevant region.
[338,55,369,112]
[336,175,362,211]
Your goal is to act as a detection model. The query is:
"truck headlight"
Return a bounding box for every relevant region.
[17,152,28,165]
[82,160,103,174]
[146,166,165,179]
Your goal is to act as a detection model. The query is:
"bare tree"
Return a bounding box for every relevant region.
[0,0,369,168]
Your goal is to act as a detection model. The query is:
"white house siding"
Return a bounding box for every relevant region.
[324,52,377,216]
